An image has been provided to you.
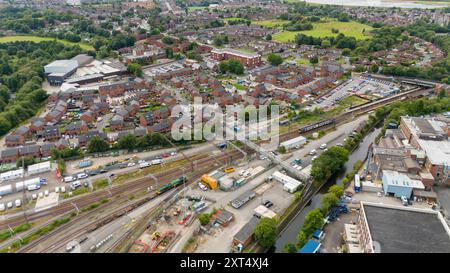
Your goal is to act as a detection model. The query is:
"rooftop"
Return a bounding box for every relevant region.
[362,202,450,253]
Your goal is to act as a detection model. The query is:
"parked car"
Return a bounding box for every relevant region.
[15,199,21,207]
[309,149,317,156]
[263,200,274,208]
[311,156,318,161]
[61,186,66,193]
[27,184,40,191]
[44,190,49,196]
[77,172,88,180]
[0,203,5,211]
[71,181,81,190]
[127,162,136,167]
[55,187,60,193]
[64,176,76,183]
[320,143,327,150]
[7,202,13,209]
[198,182,208,191]
[31,194,38,200]
[38,192,44,198]
[139,162,151,168]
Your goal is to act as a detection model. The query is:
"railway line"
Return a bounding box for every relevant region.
[17,148,247,253]
[7,148,250,252]
[0,150,243,230]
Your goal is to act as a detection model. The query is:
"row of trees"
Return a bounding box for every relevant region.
[87,132,172,154]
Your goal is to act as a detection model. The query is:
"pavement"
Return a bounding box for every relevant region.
[435,186,450,220]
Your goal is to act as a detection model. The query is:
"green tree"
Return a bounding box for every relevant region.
[328,185,344,199]
[16,157,36,168]
[118,134,137,151]
[278,145,286,154]
[87,136,110,153]
[254,217,277,249]
[283,243,297,253]
[198,213,210,226]
[127,62,142,77]
[267,53,283,66]
[321,193,339,212]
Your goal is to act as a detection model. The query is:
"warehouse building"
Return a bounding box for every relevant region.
[357,202,450,253]
[279,135,307,150]
[44,59,79,85]
[382,170,425,198]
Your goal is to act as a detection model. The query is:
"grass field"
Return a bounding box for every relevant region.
[252,19,289,29]
[0,35,94,50]
[272,19,372,43]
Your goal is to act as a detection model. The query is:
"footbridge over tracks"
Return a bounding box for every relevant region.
[224,123,310,183]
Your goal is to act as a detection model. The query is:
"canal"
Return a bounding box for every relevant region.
[275,127,381,252]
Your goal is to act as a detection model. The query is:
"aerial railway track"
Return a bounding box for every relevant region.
[14,151,248,252]
[0,150,244,230]
[17,149,247,253]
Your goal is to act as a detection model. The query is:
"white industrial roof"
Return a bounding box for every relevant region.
[383,170,425,189]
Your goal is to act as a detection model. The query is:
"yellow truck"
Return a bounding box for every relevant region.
[201,174,218,190]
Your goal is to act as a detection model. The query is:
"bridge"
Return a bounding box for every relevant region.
[224,123,310,183]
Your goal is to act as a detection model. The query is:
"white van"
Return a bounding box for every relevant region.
[139,162,151,168]
[151,159,163,165]
[15,199,21,207]
[27,184,40,191]
[71,181,81,190]
[64,176,77,183]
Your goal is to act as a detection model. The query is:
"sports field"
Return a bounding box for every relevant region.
[0,35,94,50]
[272,19,372,43]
